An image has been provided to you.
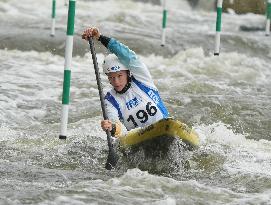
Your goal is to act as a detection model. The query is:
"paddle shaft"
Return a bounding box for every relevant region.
[88,38,118,170]
[89,39,108,120]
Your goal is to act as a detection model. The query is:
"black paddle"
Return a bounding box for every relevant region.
[88,38,119,170]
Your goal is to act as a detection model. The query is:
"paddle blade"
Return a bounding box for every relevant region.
[105,147,119,170]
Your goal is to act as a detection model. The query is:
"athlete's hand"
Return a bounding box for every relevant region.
[101,120,112,132]
[82,27,100,41]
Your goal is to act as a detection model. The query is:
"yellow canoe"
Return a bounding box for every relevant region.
[118,118,200,149]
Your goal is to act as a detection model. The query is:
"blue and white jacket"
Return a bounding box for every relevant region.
[103,37,169,132]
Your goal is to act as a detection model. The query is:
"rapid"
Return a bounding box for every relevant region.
[0,0,271,204]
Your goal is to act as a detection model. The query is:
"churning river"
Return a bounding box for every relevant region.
[0,0,271,204]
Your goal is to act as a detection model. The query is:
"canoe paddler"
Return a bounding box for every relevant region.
[82,27,169,137]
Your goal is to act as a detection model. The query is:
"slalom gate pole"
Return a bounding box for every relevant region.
[51,0,56,36]
[214,0,223,56]
[59,0,76,140]
[265,0,271,36]
[161,0,167,46]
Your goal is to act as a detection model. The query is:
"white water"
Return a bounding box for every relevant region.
[0,0,271,204]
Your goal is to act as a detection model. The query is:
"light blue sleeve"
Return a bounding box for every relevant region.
[107,38,156,89]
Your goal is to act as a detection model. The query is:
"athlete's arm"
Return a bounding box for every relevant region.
[102,98,127,137]
[100,120,123,137]
[98,37,156,89]
[82,28,128,136]
[82,27,156,89]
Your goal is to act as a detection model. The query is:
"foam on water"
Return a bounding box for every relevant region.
[0,124,19,141]
[195,122,271,175]
[34,167,271,205]
[1,0,271,204]
[144,47,271,89]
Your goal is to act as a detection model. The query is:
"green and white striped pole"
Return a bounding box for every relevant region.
[214,0,223,56]
[59,0,76,140]
[161,0,167,46]
[50,0,56,36]
[265,0,271,36]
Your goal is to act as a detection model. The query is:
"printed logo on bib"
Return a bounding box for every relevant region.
[147,90,159,104]
[126,96,142,110]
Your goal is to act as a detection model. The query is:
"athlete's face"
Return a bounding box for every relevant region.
[107,70,128,92]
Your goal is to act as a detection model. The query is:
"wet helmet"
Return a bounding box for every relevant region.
[102,54,128,74]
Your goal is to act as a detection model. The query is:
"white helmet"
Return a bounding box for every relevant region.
[102,54,128,74]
